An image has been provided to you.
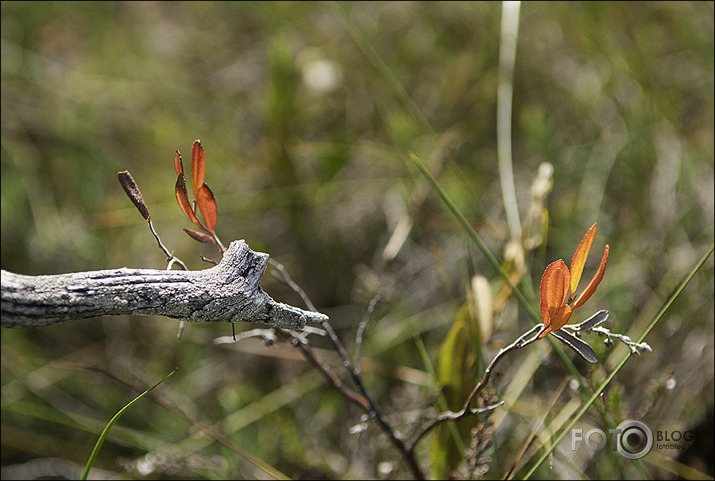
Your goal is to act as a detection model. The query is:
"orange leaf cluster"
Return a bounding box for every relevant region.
[174,140,218,242]
[538,223,609,338]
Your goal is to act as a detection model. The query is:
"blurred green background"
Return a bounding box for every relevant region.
[1,2,713,479]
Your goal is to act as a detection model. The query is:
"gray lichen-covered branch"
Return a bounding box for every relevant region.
[1,240,328,330]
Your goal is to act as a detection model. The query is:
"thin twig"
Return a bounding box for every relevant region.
[355,295,381,375]
[211,231,227,254]
[269,260,425,479]
[588,326,653,354]
[147,218,188,271]
[268,259,317,312]
[200,256,219,266]
[213,328,278,345]
[407,324,542,452]
[290,337,370,411]
[148,217,188,337]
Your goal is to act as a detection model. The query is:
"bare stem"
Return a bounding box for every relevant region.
[407,324,542,452]
[268,259,317,311]
[269,261,425,479]
[212,231,227,254]
[148,218,187,271]
[355,295,381,375]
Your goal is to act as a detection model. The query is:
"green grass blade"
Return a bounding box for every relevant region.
[523,244,714,478]
[81,368,177,480]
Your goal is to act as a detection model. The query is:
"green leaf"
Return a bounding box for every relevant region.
[81,369,177,480]
[430,305,478,479]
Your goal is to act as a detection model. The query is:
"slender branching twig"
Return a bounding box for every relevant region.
[406,325,542,452]
[268,260,425,479]
[355,295,381,375]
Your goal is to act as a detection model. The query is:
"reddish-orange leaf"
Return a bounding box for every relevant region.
[175,173,204,230]
[183,227,216,244]
[569,223,597,297]
[174,150,184,177]
[196,183,217,232]
[572,244,609,309]
[540,261,558,325]
[191,140,205,199]
[540,259,570,326]
[551,304,573,332]
[539,304,573,339]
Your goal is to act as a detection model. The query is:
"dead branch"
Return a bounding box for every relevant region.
[1,240,327,330]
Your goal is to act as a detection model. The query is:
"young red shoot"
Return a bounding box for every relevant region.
[538,223,609,339]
